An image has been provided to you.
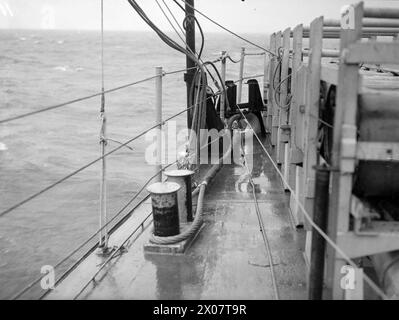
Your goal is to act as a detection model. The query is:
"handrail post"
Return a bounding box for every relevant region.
[156,66,163,182]
[97,0,109,255]
[98,102,108,252]
[220,51,227,121]
[237,47,245,103]
[185,0,196,129]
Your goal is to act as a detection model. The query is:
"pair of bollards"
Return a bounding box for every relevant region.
[146,170,194,237]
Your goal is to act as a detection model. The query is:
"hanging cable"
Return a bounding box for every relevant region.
[155,0,188,49]
[155,0,208,77]
[162,0,186,37]
[170,0,205,60]
[183,14,205,60]
[159,0,219,98]
[174,0,276,57]
[126,1,209,167]
[161,0,206,60]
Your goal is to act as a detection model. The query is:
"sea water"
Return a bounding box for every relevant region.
[0,29,267,298]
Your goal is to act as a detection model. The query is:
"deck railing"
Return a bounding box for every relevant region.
[5,0,399,301]
[3,43,266,298]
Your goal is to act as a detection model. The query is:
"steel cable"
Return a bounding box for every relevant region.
[12,161,177,300]
[174,0,277,57]
[235,106,389,300]
[0,106,193,219]
[0,67,197,125]
[242,151,280,300]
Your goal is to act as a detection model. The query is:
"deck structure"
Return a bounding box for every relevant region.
[46,138,307,300]
[264,1,399,300]
[11,1,399,301]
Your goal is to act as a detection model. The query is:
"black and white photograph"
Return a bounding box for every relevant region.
[1,0,399,306]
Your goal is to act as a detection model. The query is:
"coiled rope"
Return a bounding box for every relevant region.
[150,133,234,245]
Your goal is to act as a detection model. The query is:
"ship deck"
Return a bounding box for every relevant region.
[46,136,307,300]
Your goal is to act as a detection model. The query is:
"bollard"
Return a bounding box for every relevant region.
[147,182,181,237]
[164,170,195,224]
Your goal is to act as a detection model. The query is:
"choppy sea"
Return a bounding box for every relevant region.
[0,29,267,299]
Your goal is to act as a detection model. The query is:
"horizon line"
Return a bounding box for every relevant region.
[0,27,271,36]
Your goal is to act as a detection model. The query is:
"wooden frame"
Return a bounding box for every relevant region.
[326,2,364,300]
[288,24,305,227]
[271,31,282,147]
[267,33,276,136]
[326,2,399,300]
[262,1,399,300]
[276,28,291,166]
[302,16,323,230]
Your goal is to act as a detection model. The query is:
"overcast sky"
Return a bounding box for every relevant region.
[1,0,399,32]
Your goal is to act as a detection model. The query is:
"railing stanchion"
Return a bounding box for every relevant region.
[220,51,227,121]
[98,105,108,252]
[237,47,245,103]
[98,0,109,253]
[185,0,196,130]
[156,66,163,182]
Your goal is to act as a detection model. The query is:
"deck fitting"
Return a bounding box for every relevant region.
[143,222,204,255]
